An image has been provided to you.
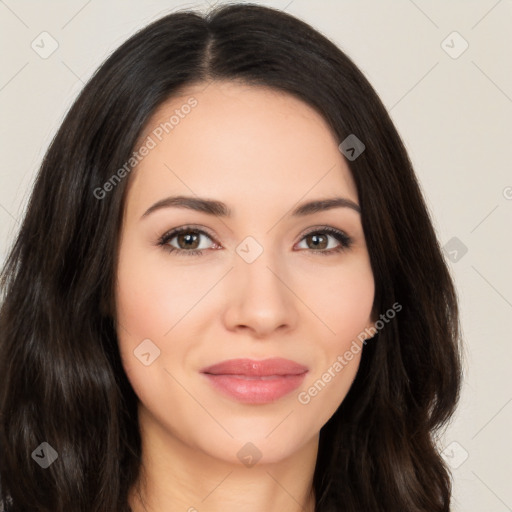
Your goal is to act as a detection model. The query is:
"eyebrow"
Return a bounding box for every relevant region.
[140,195,361,220]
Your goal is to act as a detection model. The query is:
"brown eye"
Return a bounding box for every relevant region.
[305,233,329,250]
[296,227,353,255]
[175,231,201,250]
[157,227,217,256]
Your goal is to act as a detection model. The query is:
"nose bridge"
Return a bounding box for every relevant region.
[235,235,286,299]
[222,235,298,334]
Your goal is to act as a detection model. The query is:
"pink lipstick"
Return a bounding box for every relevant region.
[200,358,308,404]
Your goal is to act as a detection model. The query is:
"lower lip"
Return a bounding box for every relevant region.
[202,373,307,404]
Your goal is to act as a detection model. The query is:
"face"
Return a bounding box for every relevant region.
[114,80,376,465]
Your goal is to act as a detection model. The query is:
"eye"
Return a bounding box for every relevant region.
[157,226,218,256]
[157,225,353,256]
[295,227,353,255]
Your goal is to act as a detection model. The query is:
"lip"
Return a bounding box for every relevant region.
[200,358,309,404]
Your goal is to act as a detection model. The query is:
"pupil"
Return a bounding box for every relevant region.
[179,233,199,249]
[311,234,327,249]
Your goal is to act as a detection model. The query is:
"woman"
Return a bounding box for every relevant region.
[0,3,462,511]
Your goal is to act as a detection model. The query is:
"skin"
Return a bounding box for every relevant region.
[114,80,376,512]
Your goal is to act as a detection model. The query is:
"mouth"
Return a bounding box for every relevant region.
[200,358,309,404]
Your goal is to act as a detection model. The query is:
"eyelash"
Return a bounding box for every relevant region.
[156,225,353,257]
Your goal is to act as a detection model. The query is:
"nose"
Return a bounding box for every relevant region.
[221,248,299,338]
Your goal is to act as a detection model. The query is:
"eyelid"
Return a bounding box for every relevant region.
[159,224,218,242]
[300,225,342,237]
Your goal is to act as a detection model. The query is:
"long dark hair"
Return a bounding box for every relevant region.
[0,3,462,511]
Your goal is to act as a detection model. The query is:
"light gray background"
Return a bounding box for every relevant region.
[1,1,511,510]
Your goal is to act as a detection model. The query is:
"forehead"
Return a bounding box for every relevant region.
[124,80,358,219]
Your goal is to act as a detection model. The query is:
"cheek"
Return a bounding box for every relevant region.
[114,241,176,378]
[115,241,206,340]
[114,240,217,388]
[303,258,375,343]
[114,245,191,413]
[296,263,373,424]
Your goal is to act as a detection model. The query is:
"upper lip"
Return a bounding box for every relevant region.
[200,358,309,377]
